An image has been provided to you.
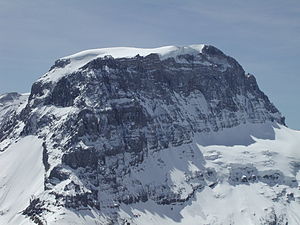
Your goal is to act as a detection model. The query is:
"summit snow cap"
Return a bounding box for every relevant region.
[62,44,206,61]
[38,44,232,83]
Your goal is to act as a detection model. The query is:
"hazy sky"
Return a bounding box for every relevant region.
[0,0,299,129]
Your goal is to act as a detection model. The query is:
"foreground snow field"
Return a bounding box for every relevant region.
[1,123,299,225]
[119,123,300,225]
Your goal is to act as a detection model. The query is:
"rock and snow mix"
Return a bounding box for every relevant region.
[0,45,299,225]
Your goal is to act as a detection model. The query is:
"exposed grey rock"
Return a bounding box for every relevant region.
[49,58,71,71]
[228,164,298,187]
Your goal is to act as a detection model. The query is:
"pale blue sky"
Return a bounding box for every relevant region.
[0,0,299,129]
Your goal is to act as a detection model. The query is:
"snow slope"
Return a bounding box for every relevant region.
[117,123,300,225]
[16,122,296,225]
[0,136,44,225]
[0,122,299,225]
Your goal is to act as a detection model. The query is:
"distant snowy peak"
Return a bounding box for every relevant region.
[0,92,22,103]
[0,92,29,148]
[0,92,29,110]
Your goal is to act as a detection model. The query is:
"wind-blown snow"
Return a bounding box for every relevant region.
[39,45,205,83]
[0,136,44,225]
[62,45,205,61]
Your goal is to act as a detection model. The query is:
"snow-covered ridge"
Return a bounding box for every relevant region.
[62,44,205,61]
[40,44,208,83]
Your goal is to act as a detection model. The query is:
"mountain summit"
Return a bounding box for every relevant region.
[0,45,299,225]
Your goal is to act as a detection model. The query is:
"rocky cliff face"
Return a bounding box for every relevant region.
[1,45,299,225]
[13,45,284,151]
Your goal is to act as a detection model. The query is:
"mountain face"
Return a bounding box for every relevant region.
[0,45,299,225]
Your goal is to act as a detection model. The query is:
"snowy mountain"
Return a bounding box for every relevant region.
[0,45,299,225]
